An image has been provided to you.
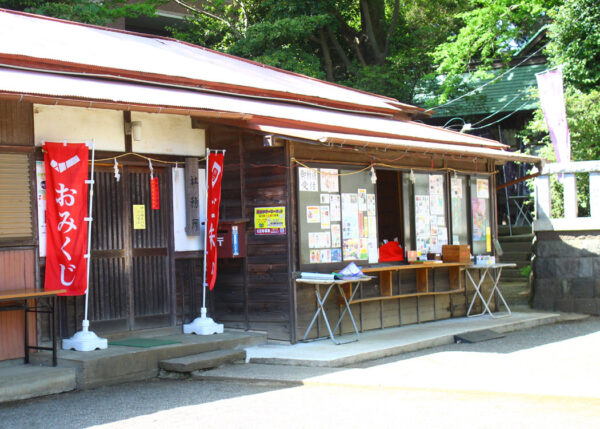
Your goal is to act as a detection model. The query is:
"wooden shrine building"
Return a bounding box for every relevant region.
[0,9,541,360]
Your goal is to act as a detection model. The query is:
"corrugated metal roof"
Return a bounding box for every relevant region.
[422,64,545,119]
[0,9,409,114]
[0,67,506,149]
[255,125,540,164]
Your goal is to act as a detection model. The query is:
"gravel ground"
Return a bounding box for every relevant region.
[1,317,599,429]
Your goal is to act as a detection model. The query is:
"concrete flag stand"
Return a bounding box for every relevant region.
[184,148,224,336]
[62,141,108,351]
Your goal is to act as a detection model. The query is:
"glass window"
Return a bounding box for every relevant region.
[413,173,448,254]
[470,176,492,255]
[449,175,469,245]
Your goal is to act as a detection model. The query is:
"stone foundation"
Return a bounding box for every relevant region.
[533,231,600,315]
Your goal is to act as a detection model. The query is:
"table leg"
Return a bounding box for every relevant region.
[302,283,337,342]
[331,282,361,343]
[466,269,494,317]
[52,295,58,366]
[484,268,512,318]
[24,302,29,364]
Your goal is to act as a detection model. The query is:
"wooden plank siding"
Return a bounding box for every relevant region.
[0,100,34,146]
[0,101,37,360]
[0,248,37,360]
[207,128,293,340]
[291,140,497,341]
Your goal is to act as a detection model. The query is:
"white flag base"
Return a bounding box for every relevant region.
[62,319,108,351]
[183,308,224,335]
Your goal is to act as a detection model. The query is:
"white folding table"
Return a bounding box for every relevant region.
[296,276,373,344]
[465,263,516,318]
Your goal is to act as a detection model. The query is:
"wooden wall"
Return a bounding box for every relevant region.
[179,128,499,342]
[209,127,293,341]
[0,100,34,146]
[292,141,497,341]
[0,249,36,360]
[1,100,37,360]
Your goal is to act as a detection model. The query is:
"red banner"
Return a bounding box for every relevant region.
[43,142,89,296]
[151,177,160,210]
[205,151,224,291]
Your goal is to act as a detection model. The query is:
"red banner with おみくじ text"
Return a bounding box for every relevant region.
[205,151,224,291]
[43,142,89,296]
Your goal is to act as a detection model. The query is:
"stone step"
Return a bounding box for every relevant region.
[498,227,527,237]
[0,364,76,404]
[160,348,246,373]
[502,250,532,262]
[498,226,533,236]
[500,241,533,253]
[498,233,534,243]
[502,270,529,280]
[498,281,531,306]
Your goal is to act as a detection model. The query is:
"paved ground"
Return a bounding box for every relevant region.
[2,317,600,428]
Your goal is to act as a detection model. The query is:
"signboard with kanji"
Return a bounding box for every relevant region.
[254,207,286,235]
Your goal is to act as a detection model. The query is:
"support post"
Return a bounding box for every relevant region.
[184,148,224,335]
[62,141,108,351]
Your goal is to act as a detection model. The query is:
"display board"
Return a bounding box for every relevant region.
[297,167,377,266]
[413,173,448,254]
[471,176,491,254]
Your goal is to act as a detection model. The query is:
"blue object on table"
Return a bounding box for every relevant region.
[334,262,364,279]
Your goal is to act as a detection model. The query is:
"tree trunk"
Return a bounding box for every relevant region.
[360,0,386,65]
[319,27,334,81]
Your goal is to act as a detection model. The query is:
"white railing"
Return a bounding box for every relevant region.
[534,160,600,231]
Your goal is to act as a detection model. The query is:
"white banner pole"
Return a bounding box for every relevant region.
[62,140,107,351]
[201,148,210,311]
[184,147,224,335]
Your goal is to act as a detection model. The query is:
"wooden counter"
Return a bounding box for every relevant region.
[353,262,468,304]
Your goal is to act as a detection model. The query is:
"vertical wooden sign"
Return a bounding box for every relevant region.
[184,157,201,236]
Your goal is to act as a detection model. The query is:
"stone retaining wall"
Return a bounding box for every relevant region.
[533,231,600,315]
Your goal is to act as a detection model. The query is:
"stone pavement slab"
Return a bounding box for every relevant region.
[0,364,76,404]
[246,311,561,367]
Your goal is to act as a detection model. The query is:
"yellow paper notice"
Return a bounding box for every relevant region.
[133,204,146,230]
[486,226,492,252]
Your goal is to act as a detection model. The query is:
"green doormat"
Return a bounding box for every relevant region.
[108,338,181,348]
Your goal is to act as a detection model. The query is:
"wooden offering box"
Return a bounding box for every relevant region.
[442,245,471,263]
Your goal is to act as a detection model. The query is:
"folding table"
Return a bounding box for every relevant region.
[0,288,65,366]
[465,263,515,318]
[296,276,373,344]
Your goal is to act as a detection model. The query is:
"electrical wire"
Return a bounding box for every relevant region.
[425,43,548,113]
[470,92,525,126]
[468,100,531,130]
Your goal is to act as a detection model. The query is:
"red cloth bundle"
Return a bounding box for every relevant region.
[378,241,404,262]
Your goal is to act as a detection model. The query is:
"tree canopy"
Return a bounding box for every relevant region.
[1,0,599,158]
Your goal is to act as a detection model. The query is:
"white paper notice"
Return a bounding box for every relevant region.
[299,167,319,192]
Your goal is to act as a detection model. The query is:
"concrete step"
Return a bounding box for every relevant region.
[30,330,266,389]
[499,226,533,236]
[502,250,532,262]
[499,241,534,253]
[498,233,534,243]
[160,348,246,373]
[0,364,76,404]
[499,281,531,306]
[502,269,529,280]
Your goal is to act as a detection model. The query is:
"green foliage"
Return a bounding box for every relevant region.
[431,0,558,102]
[546,0,600,92]
[169,0,470,104]
[522,88,600,217]
[0,0,164,25]
[520,264,531,278]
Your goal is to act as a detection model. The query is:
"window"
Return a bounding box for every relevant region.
[470,176,492,255]
[412,172,448,254]
[0,153,33,240]
[450,175,469,245]
[297,166,377,268]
